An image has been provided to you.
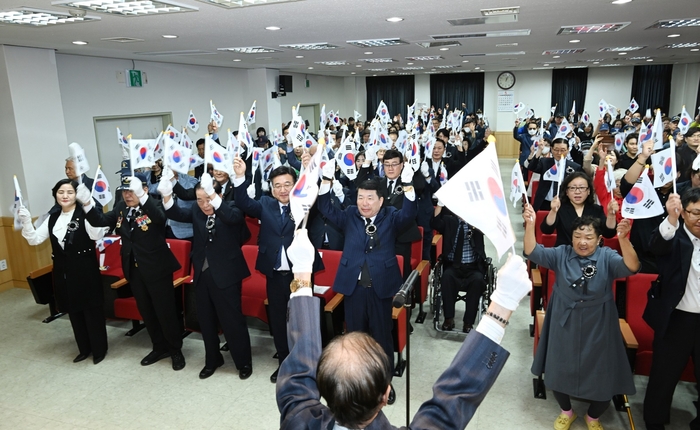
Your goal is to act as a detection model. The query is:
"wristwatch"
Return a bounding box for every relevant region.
[290,279,312,293]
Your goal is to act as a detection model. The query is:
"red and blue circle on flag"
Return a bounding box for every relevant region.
[292,176,307,197]
[664,157,673,175]
[173,151,182,163]
[139,146,148,159]
[213,152,223,163]
[487,177,508,216]
[625,187,644,204]
[343,153,355,167]
[95,181,107,192]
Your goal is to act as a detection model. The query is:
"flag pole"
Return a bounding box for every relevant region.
[670,135,677,195]
[92,165,100,195]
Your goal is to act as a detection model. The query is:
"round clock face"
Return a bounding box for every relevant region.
[497,72,515,89]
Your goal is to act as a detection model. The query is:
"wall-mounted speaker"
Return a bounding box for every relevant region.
[279,75,293,93]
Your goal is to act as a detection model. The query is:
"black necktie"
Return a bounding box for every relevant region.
[454,221,465,264]
[360,218,372,287]
[387,180,394,195]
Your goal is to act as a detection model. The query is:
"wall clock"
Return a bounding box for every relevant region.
[497,71,516,90]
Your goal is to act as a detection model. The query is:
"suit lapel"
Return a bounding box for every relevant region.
[680,227,694,281]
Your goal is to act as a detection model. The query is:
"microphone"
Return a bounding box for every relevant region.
[393,270,418,308]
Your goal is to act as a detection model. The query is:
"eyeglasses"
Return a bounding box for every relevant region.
[383,162,403,169]
[685,209,700,219]
[567,186,589,193]
[273,182,293,191]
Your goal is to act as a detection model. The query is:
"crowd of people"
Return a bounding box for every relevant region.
[14,101,700,429]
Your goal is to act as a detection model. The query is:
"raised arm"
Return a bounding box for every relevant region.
[616,219,640,273]
[232,156,263,218]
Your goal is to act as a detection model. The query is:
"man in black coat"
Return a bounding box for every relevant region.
[526,138,583,211]
[78,173,185,370]
[160,173,253,380]
[643,189,700,430]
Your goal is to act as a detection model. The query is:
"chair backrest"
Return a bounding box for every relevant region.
[99,237,123,278]
[603,237,621,254]
[535,210,557,245]
[166,239,192,281]
[625,273,657,355]
[315,250,343,287]
[241,245,269,322]
[245,216,260,245]
[411,226,424,264]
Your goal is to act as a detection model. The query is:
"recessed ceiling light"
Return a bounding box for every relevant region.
[439,47,450,51]
[553,55,561,58]
[364,51,373,55]
[480,6,520,16]
[543,63,550,66]
[648,18,700,29]
[692,48,700,51]
[218,46,281,54]
[407,62,414,65]
[462,60,469,63]
[611,0,632,4]
[295,55,303,58]
[193,0,299,8]
[308,66,313,69]
[162,34,178,39]
[405,56,443,61]
[232,59,241,62]
[386,17,403,23]
[359,58,395,63]
[475,67,480,69]
[373,74,377,76]
[314,61,349,66]
[53,0,198,16]
[619,52,627,55]
[593,61,599,64]
[647,58,654,61]
[72,40,87,45]
[265,26,280,31]
[668,34,681,38]
[558,22,630,35]
[570,39,581,43]
[351,72,356,74]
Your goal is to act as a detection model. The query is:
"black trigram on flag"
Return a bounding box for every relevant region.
[643,199,655,209]
[624,207,635,214]
[464,181,484,202]
[496,219,509,238]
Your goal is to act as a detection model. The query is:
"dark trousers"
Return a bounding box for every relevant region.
[129,262,183,354]
[395,241,412,281]
[266,271,294,366]
[553,391,610,419]
[644,309,700,429]
[68,306,108,357]
[196,269,252,369]
[344,284,394,372]
[441,262,485,326]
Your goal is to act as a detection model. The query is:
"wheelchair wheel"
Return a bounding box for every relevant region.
[476,258,496,325]
[430,259,444,329]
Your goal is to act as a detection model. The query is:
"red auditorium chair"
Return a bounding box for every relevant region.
[241,245,269,324]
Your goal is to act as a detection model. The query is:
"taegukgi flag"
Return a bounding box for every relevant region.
[621,167,664,219]
[91,165,113,206]
[68,142,90,178]
[164,136,192,175]
[210,100,223,128]
[289,139,325,227]
[247,100,256,126]
[435,142,515,259]
[130,137,156,171]
[204,135,231,175]
[509,161,526,208]
[187,109,199,132]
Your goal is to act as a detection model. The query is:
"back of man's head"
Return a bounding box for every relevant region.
[317,332,392,429]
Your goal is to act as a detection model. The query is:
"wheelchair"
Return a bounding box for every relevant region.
[429,256,496,333]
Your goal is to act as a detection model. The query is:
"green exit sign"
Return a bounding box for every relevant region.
[126,69,143,87]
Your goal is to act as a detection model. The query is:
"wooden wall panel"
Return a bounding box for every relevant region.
[0,217,51,291]
[493,131,520,159]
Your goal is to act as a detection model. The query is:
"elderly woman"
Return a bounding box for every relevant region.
[541,172,618,247]
[18,179,108,364]
[524,206,639,430]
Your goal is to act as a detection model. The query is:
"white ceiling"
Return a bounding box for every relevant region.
[1,0,699,77]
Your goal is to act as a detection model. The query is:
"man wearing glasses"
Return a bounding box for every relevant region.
[231,158,323,383]
[357,149,425,279]
[527,138,583,211]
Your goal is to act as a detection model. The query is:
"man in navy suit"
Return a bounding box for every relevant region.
[160,172,253,380]
[317,163,417,404]
[526,138,583,211]
[231,157,323,383]
[277,229,532,430]
[644,189,700,430]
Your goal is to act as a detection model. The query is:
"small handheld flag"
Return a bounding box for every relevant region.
[509,162,527,208]
[247,100,256,126]
[130,137,156,171]
[12,175,23,230]
[621,167,664,219]
[210,100,224,128]
[68,142,90,179]
[187,109,199,132]
[679,106,693,135]
[628,98,639,114]
[117,127,129,148]
[91,165,113,206]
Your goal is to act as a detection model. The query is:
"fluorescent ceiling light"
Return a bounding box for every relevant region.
[627,56,650,60]
[565,66,587,68]
[460,51,525,57]
[557,22,630,35]
[434,65,461,69]
[692,48,700,51]
[307,66,313,69]
[265,26,280,30]
[386,17,403,22]
[538,60,564,64]
[668,34,681,38]
[193,0,302,8]
[659,42,700,49]
[647,18,700,29]
[431,29,530,40]
[598,46,645,52]
[364,51,373,55]
[542,49,586,55]
[577,58,605,62]
[481,6,519,16]
[570,39,581,43]
[600,64,621,67]
[347,38,408,48]
[295,55,303,58]
[496,43,519,47]
[400,67,424,70]
[448,14,518,26]
[439,47,449,51]
[53,0,197,16]
[611,0,632,4]
[280,42,339,50]
[351,72,356,75]
[359,58,395,63]
[162,34,177,38]
[417,41,461,48]
[218,46,282,53]
[405,56,443,61]
[366,68,389,72]
[533,67,554,69]
[0,7,99,26]
[314,61,349,66]
[233,59,241,61]
[135,49,217,56]
[102,36,145,43]
[72,40,88,45]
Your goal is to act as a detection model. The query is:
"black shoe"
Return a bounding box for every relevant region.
[387,385,396,405]
[171,351,186,371]
[441,318,455,331]
[93,352,106,365]
[73,353,89,363]
[463,324,473,334]
[270,368,279,383]
[199,357,223,379]
[141,350,171,366]
[239,365,253,380]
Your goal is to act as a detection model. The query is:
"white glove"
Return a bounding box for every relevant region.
[287,229,315,274]
[489,253,531,311]
[436,198,445,207]
[76,183,92,205]
[162,166,176,185]
[332,180,345,201]
[400,165,414,184]
[157,176,173,197]
[364,146,377,167]
[201,172,215,196]
[261,180,270,193]
[246,183,256,199]
[420,161,430,178]
[128,176,146,198]
[322,159,336,180]
[17,206,32,225]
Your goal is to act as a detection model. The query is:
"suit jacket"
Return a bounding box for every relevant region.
[233,178,323,277]
[307,193,346,250]
[526,157,583,211]
[317,191,417,298]
[84,197,180,283]
[165,200,250,289]
[430,209,487,269]
[644,224,692,338]
[277,296,509,430]
[355,167,423,244]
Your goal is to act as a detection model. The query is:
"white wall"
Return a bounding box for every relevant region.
[484,70,552,131]
[415,74,430,107]
[670,63,700,115]
[278,72,346,126]
[584,67,634,117]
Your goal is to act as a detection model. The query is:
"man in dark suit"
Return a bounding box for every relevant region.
[356,149,423,279]
[61,157,102,213]
[643,189,700,430]
[193,138,206,180]
[160,172,253,380]
[431,203,488,333]
[307,178,346,250]
[77,173,185,370]
[317,164,417,404]
[526,138,583,211]
[231,157,323,383]
[277,230,532,430]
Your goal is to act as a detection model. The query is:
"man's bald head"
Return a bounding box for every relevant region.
[317,332,392,428]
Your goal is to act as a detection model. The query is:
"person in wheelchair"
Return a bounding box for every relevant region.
[431,200,488,333]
